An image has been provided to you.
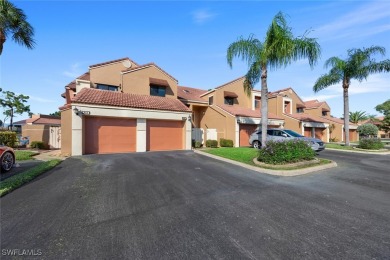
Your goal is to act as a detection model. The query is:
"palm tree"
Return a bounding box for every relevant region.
[313,46,390,146]
[227,12,321,148]
[349,111,367,124]
[0,0,35,55]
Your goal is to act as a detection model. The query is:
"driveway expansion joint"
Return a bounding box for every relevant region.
[194,150,337,177]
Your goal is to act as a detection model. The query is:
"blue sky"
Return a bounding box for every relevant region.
[2,0,390,123]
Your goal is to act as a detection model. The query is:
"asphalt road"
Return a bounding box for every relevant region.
[1,150,389,259]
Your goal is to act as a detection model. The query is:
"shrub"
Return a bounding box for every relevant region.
[357,123,378,137]
[206,140,218,148]
[220,138,233,147]
[329,137,339,142]
[30,141,45,149]
[358,138,384,150]
[0,131,17,147]
[194,141,202,148]
[257,139,315,165]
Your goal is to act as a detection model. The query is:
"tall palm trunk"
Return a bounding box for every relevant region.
[261,66,268,148]
[343,78,350,146]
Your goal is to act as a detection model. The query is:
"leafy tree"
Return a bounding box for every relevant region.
[349,111,367,124]
[227,12,321,147]
[0,90,30,128]
[313,46,390,146]
[357,123,378,137]
[375,99,390,133]
[0,0,35,55]
[49,111,61,117]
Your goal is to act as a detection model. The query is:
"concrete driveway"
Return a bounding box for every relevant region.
[1,150,389,259]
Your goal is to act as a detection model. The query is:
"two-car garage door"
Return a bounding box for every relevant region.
[85,117,183,154]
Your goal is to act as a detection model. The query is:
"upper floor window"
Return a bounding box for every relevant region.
[296,108,304,113]
[254,96,261,109]
[322,111,328,116]
[224,97,235,105]
[209,96,214,105]
[96,84,118,91]
[284,100,291,114]
[150,85,166,97]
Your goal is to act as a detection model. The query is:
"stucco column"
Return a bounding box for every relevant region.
[71,111,83,156]
[185,119,192,150]
[136,119,146,152]
[326,126,330,142]
[235,121,240,147]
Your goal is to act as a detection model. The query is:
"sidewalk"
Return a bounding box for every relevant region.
[32,149,68,161]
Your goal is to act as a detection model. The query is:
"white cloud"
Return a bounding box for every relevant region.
[28,95,57,103]
[301,74,390,101]
[315,1,390,40]
[192,9,216,24]
[63,63,82,78]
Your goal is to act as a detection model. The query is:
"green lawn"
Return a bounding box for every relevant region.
[203,147,258,165]
[15,150,39,161]
[0,159,62,197]
[325,143,354,150]
[202,147,331,170]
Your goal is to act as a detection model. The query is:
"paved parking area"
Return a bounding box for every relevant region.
[1,150,389,259]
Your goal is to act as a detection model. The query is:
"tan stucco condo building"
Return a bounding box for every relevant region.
[60,57,358,156]
[60,58,192,156]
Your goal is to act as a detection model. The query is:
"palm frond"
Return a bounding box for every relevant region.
[226,35,262,68]
[292,36,321,68]
[243,61,262,96]
[324,57,344,70]
[313,72,341,93]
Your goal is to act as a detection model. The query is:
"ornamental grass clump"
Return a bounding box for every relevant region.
[257,139,315,165]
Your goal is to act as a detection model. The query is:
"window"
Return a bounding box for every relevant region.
[96,84,118,91]
[224,97,234,105]
[208,96,214,105]
[150,85,166,97]
[254,96,261,109]
[322,111,328,116]
[284,101,291,114]
[296,108,304,113]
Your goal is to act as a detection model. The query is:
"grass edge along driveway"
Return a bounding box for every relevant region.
[0,159,62,197]
[202,147,331,170]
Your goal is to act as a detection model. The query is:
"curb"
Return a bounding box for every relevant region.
[325,148,390,155]
[194,150,337,177]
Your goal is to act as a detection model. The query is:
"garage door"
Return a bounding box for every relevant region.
[345,129,357,142]
[147,120,184,151]
[239,124,258,147]
[315,128,324,141]
[304,127,312,138]
[85,117,136,154]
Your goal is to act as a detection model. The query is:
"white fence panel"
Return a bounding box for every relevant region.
[206,129,217,141]
[49,126,61,149]
[192,128,204,144]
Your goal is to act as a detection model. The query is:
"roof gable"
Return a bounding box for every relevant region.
[122,63,178,83]
[89,57,139,69]
[72,88,190,112]
[177,86,208,103]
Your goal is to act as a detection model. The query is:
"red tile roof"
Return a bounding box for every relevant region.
[32,118,61,125]
[286,113,328,123]
[177,86,208,103]
[65,72,90,90]
[216,105,283,120]
[77,71,90,81]
[15,115,61,125]
[89,57,138,68]
[72,88,191,112]
[304,99,327,109]
[122,63,178,82]
[320,116,358,126]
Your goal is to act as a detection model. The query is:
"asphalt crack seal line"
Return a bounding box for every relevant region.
[194,150,337,177]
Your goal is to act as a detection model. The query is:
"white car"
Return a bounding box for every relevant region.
[249,128,325,152]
